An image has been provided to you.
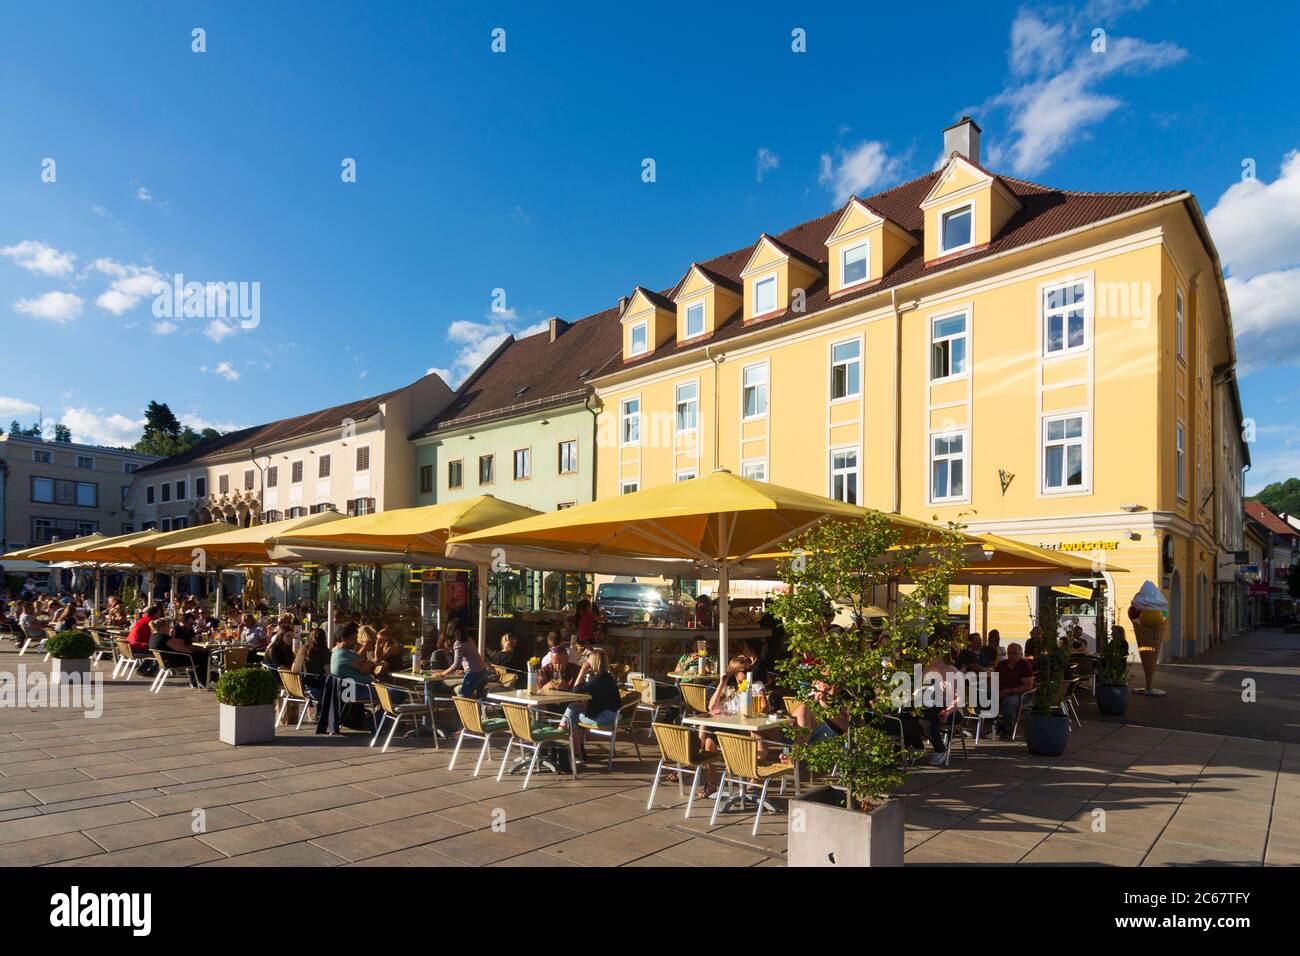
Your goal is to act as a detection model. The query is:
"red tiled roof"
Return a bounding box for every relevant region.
[415,306,623,435]
[592,169,1182,376]
[1245,502,1299,537]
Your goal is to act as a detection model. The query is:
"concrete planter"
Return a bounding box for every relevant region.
[1025,712,1070,756]
[219,703,276,746]
[1095,682,1129,716]
[50,657,91,684]
[787,785,904,867]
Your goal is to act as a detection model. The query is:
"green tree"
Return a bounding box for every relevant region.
[132,401,220,457]
[53,423,71,442]
[1250,478,1300,517]
[772,512,967,810]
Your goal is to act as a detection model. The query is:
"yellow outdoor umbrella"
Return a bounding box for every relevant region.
[153,511,347,567]
[9,529,162,624]
[271,496,542,650]
[2,533,107,561]
[81,521,235,605]
[449,469,950,663]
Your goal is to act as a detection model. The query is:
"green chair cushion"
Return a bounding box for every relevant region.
[530,725,568,741]
[481,718,508,732]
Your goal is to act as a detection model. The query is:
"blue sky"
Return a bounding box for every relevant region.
[1,1,1296,492]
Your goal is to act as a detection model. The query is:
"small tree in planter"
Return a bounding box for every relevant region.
[773,512,967,867]
[45,629,97,684]
[215,667,282,745]
[1095,626,1130,715]
[1025,598,1071,755]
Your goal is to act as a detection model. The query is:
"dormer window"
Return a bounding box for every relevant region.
[630,322,648,356]
[684,301,706,339]
[841,241,869,287]
[940,205,973,254]
[753,274,778,316]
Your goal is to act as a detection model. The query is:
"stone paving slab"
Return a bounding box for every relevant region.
[0,644,1295,866]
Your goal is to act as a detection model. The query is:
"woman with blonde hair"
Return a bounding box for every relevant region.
[563,647,624,764]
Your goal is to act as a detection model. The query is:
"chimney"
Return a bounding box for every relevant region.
[548,316,568,342]
[617,296,629,315]
[943,116,981,165]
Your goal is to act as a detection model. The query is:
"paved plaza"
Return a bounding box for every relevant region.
[0,641,1296,867]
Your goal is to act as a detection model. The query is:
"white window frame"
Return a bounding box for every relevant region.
[355,445,371,472]
[513,447,531,481]
[620,480,639,495]
[145,484,156,505]
[752,273,778,317]
[32,449,51,463]
[741,459,768,481]
[160,517,172,532]
[291,461,303,484]
[76,455,95,470]
[675,381,698,435]
[829,446,861,505]
[1041,411,1090,495]
[175,479,186,501]
[684,299,706,339]
[841,240,870,288]
[1041,277,1091,358]
[829,338,861,403]
[194,476,206,498]
[928,430,969,504]
[123,462,139,474]
[929,309,970,382]
[629,322,649,356]
[558,440,578,475]
[1175,286,1186,362]
[1176,422,1187,501]
[620,397,641,447]
[741,362,769,421]
[939,202,975,256]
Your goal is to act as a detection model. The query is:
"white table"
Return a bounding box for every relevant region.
[682,713,796,814]
[389,671,463,737]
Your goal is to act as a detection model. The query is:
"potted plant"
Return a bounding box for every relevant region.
[1024,600,1071,756]
[774,512,967,868]
[215,667,282,745]
[45,629,96,684]
[1095,626,1130,715]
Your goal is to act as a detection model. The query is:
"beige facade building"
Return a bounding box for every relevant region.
[125,374,454,528]
[0,434,159,551]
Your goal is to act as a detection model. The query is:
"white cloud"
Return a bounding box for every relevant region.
[0,396,40,422]
[59,408,146,447]
[1202,150,1300,377]
[755,147,779,183]
[152,320,178,335]
[205,319,237,343]
[981,8,1186,176]
[433,308,547,387]
[818,140,904,204]
[91,259,163,315]
[1,240,76,277]
[137,186,153,202]
[180,413,245,433]
[209,361,240,381]
[14,291,84,323]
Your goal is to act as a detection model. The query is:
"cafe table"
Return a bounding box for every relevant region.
[486,688,591,775]
[682,713,796,814]
[667,670,719,683]
[390,671,464,738]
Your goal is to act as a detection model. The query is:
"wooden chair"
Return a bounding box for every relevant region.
[275,670,318,730]
[680,681,711,717]
[449,696,508,777]
[648,721,721,818]
[148,649,200,694]
[490,664,520,690]
[628,676,665,732]
[710,731,799,836]
[495,702,575,789]
[578,690,643,772]
[111,639,147,679]
[369,682,437,753]
[17,624,47,656]
[782,694,801,716]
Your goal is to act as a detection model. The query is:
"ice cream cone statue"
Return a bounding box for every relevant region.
[1127,581,1169,696]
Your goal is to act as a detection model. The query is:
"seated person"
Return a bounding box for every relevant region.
[371,625,406,677]
[954,633,987,672]
[433,630,490,698]
[240,613,268,651]
[537,645,579,691]
[979,629,1002,668]
[994,642,1036,738]
[562,648,623,763]
[675,640,718,676]
[330,624,375,699]
[263,624,297,670]
[292,627,331,692]
[127,604,163,653]
[489,633,527,675]
[148,618,210,687]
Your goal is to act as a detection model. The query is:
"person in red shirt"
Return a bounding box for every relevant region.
[128,604,163,651]
[994,642,1036,739]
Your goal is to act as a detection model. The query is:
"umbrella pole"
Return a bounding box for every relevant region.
[981,585,990,638]
[718,565,730,668]
[327,565,336,641]
[93,567,101,626]
[476,563,489,655]
[214,565,223,623]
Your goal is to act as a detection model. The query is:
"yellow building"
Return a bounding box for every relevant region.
[589,118,1247,660]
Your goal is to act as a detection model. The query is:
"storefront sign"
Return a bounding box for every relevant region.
[1036,540,1122,552]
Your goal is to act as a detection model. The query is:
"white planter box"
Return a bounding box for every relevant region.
[788,786,905,867]
[51,657,92,685]
[219,703,277,746]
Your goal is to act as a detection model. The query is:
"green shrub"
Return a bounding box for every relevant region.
[1097,627,1130,685]
[215,667,281,707]
[44,629,96,659]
